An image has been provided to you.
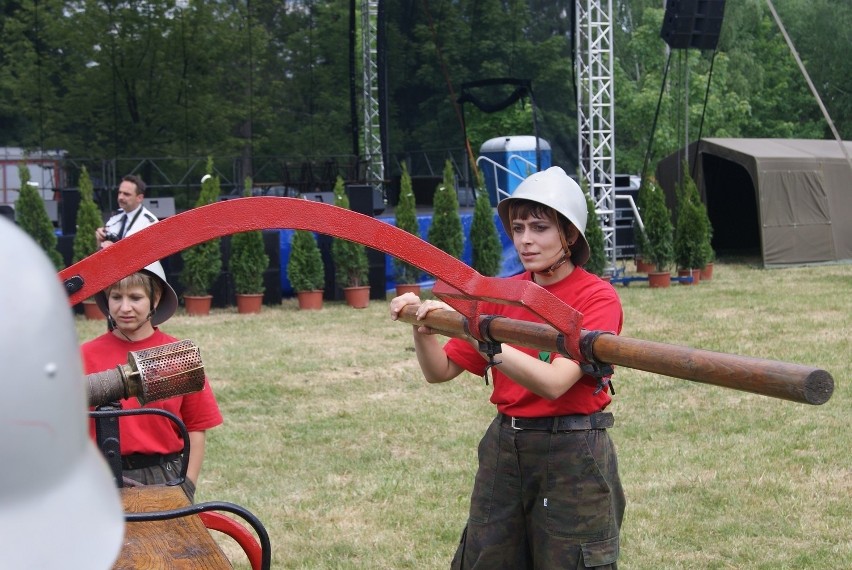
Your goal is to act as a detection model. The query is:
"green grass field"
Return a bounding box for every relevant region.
[76,260,851,569]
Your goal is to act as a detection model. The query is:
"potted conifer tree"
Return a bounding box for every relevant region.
[634,179,655,273]
[696,183,716,281]
[71,166,106,319]
[180,158,222,315]
[393,163,422,295]
[231,176,270,313]
[673,196,705,285]
[583,184,608,279]
[673,167,711,285]
[287,229,325,310]
[427,160,464,260]
[16,164,64,269]
[330,176,370,308]
[470,174,502,278]
[641,178,675,288]
[699,229,716,281]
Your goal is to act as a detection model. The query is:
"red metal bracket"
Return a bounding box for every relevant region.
[59,197,584,359]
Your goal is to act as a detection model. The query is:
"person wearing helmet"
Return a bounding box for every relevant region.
[390,166,624,569]
[81,261,223,501]
[0,218,125,569]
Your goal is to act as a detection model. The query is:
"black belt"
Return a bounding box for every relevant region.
[501,412,614,432]
[121,452,181,470]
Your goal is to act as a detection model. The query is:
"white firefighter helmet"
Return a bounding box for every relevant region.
[95,260,178,326]
[0,218,124,568]
[497,166,590,266]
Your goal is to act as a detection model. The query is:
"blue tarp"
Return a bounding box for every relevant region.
[278,212,520,296]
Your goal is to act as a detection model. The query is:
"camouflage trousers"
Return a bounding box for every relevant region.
[450,414,625,569]
[122,455,196,503]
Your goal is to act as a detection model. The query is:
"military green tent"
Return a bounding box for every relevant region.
[656,138,852,267]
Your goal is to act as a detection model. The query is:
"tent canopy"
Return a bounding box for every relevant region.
[656,138,852,266]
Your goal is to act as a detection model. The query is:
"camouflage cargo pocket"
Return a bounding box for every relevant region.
[468,418,502,524]
[579,535,619,568]
[545,431,614,540]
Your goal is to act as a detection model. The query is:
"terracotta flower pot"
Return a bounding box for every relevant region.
[184,295,213,316]
[236,293,263,314]
[395,283,421,297]
[296,290,324,310]
[82,299,106,320]
[677,268,700,285]
[648,271,671,288]
[343,286,370,309]
[636,258,655,273]
[700,262,714,281]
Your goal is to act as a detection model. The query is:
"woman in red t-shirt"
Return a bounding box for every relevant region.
[390,167,625,569]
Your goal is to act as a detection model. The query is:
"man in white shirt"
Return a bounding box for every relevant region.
[95,175,158,249]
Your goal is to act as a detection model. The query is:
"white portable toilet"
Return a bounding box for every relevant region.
[478,136,551,206]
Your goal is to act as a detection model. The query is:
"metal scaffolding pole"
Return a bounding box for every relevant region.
[361,0,384,190]
[576,0,616,270]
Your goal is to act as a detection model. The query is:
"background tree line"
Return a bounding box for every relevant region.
[0,0,848,193]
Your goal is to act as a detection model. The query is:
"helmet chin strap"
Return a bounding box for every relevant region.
[109,300,156,342]
[110,313,154,342]
[535,249,571,277]
[535,225,577,278]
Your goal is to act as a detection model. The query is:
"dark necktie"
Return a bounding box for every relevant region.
[117,213,128,238]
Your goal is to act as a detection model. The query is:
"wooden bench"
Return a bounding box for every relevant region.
[114,486,232,569]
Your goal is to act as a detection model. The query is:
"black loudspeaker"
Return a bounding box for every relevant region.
[660,0,725,51]
[60,188,81,235]
[346,184,373,216]
[345,184,387,299]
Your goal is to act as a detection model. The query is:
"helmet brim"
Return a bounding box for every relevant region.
[498,196,591,267]
[95,262,178,326]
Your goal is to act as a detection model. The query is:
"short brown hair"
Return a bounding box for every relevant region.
[122,174,146,196]
[507,199,574,242]
[105,272,162,306]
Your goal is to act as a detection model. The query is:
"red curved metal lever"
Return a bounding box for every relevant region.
[59,197,585,359]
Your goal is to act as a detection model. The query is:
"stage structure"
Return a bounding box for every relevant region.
[360,0,385,194]
[576,0,617,270]
[358,0,622,267]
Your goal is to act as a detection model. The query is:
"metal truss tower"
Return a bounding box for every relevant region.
[361,0,384,189]
[576,0,616,269]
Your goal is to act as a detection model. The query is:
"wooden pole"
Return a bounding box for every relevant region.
[395,306,834,405]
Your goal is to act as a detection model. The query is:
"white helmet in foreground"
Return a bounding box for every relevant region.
[497,166,590,267]
[0,218,124,568]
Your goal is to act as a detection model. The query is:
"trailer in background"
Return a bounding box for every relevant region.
[0,147,67,224]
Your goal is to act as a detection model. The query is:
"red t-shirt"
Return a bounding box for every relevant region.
[444,267,623,417]
[82,329,223,455]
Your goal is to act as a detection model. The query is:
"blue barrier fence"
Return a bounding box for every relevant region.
[278,212,521,296]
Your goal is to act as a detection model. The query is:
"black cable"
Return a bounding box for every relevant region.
[692,48,718,179]
[90,407,192,483]
[125,501,271,569]
[640,50,673,184]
